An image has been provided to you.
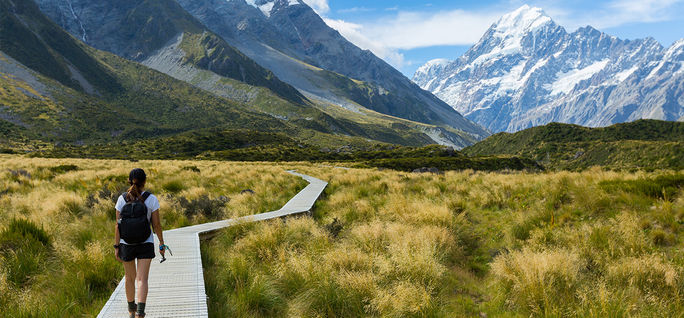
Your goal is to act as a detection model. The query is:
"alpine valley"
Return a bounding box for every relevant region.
[414,5,684,133]
[0,0,489,158]
[28,0,487,148]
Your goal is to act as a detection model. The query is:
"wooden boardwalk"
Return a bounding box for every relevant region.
[97,171,327,317]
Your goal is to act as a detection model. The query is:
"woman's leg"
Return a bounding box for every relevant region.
[135,258,153,303]
[123,260,137,302]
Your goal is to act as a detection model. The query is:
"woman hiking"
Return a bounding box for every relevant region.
[114,168,166,318]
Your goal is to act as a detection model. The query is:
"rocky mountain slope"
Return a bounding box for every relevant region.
[414,5,684,133]
[36,0,306,104]
[0,0,298,144]
[1,0,459,151]
[35,0,487,147]
[171,0,488,139]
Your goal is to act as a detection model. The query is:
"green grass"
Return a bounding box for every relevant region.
[599,173,684,200]
[0,219,52,287]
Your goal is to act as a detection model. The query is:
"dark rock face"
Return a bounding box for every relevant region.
[173,0,489,139]
[36,0,306,104]
[414,5,684,133]
[36,0,197,60]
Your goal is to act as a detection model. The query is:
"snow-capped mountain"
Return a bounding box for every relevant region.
[413,5,684,132]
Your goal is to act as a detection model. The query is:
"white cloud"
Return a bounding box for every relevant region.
[608,0,681,20]
[360,10,503,49]
[320,0,684,70]
[301,0,329,15]
[528,0,684,30]
[322,9,502,69]
[337,7,375,14]
[324,18,406,68]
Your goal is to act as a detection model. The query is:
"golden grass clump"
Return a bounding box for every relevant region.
[607,255,679,297]
[491,248,582,313]
[370,281,437,317]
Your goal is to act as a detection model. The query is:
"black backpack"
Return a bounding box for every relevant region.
[119,192,152,244]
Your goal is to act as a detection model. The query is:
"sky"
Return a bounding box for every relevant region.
[301,0,684,77]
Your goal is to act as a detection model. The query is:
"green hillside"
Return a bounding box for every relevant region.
[176,31,305,104]
[0,0,472,152]
[38,129,541,172]
[463,120,684,170]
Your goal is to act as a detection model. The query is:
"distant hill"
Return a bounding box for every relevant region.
[463,120,684,170]
[0,0,293,145]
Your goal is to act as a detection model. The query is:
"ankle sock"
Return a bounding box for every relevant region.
[136,302,146,316]
[127,301,137,312]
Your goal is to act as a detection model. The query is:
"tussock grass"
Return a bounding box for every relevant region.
[202,166,683,317]
[0,155,306,316]
[1,154,681,317]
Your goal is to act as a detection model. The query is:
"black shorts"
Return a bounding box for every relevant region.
[119,243,155,262]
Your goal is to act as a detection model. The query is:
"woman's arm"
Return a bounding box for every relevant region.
[114,210,121,261]
[151,210,165,255]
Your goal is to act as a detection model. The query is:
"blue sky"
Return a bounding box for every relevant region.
[302,0,684,77]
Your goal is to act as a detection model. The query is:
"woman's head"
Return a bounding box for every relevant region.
[127,168,147,201]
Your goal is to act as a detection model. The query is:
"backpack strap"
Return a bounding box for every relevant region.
[123,193,130,203]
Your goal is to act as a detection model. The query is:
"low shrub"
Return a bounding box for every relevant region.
[178,195,226,218]
[182,166,201,173]
[0,219,52,286]
[48,164,79,174]
[600,173,684,200]
[162,180,186,193]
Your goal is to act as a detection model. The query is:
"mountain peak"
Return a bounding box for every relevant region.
[493,5,553,35]
[417,59,450,72]
[671,38,684,51]
[244,0,301,17]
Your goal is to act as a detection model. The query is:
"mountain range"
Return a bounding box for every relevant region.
[4,0,680,157]
[414,5,684,133]
[32,0,488,147]
[0,0,490,154]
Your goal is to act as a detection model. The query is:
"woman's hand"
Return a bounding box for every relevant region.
[159,243,166,257]
[115,247,122,262]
